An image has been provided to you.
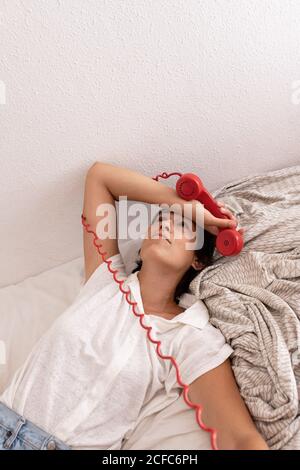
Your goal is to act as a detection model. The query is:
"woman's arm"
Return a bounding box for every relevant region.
[83,167,120,282]
[82,161,239,282]
[188,359,269,450]
[87,161,237,235]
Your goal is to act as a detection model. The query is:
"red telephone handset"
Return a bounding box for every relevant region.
[176,173,244,256]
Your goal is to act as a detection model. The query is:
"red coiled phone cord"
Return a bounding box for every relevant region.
[81,171,218,451]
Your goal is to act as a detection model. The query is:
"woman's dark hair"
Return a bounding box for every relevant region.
[131,229,216,305]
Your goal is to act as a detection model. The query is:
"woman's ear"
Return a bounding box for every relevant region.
[191,257,205,271]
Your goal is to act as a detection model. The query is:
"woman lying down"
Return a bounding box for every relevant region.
[0,162,269,450]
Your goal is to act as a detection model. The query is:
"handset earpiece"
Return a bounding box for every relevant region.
[176,173,244,256]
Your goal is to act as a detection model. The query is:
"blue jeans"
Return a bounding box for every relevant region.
[0,402,71,450]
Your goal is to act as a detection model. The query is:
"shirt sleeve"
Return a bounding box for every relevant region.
[165,323,234,390]
[74,253,127,302]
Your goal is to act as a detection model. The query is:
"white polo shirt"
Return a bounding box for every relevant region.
[0,253,233,450]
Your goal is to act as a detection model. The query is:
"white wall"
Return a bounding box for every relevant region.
[0,0,300,286]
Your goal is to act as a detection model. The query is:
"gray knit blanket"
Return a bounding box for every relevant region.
[189,164,300,450]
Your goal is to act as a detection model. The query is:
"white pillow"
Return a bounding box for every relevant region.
[0,257,83,394]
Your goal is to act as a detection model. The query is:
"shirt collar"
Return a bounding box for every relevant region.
[124,271,209,330]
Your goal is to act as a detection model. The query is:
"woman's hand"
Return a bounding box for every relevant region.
[194,199,246,237]
[88,161,246,239]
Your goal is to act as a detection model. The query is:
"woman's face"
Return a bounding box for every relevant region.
[140,209,202,273]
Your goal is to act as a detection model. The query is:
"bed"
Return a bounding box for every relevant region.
[1,163,299,450]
